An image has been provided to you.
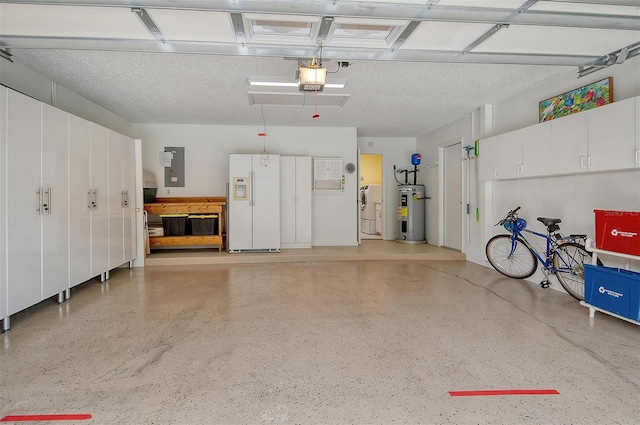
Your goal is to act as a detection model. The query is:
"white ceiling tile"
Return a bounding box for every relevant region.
[473,26,640,56]
[0,4,153,39]
[531,1,640,16]
[147,9,235,43]
[400,21,493,51]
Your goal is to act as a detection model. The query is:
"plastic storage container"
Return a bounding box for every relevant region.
[188,215,218,235]
[584,264,640,322]
[594,210,640,256]
[160,214,188,236]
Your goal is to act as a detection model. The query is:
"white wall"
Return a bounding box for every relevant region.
[418,56,640,295]
[357,137,416,240]
[134,123,359,246]
[0,60,132,136]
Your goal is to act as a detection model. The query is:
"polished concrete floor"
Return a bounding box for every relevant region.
[1,254,639,424]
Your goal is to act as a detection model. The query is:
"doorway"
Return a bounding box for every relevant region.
[359,153,383,240]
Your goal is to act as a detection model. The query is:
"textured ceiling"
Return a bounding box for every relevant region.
[1,0,638,137]
[9,49,572,136]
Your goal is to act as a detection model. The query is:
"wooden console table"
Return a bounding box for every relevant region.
[144,197,226,252]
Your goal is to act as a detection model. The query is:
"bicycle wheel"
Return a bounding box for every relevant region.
[553,242,602,301]
[486,234,538,279]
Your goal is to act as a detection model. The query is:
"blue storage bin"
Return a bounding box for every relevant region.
[584,264,640,322]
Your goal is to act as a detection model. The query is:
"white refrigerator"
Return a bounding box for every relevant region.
[228,154,281,253]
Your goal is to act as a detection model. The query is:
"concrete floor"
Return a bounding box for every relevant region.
[1,256,638,424]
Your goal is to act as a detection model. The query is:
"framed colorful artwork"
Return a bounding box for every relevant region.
[538,77,613,122]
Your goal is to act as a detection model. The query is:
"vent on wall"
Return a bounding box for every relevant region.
[248,92,350,107]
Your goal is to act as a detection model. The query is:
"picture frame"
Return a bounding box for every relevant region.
[538,77,613,122]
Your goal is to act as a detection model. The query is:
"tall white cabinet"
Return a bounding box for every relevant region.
[69,114,92,286]
[108,130,136,270]
[1,87,137,331]
[0,87,7,330]
[280,156,312,248]
[6,90,45,316]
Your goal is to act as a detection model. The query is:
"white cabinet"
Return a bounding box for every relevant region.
[313,158,342,190]
[478,135,502,180]
[0,87,7,329]
[123,136,136,263]
[6,90,43,316]
[108,130,136,269]
[499,122,552,179]
[281,156,312,248]
[633,96,640,167]
[6,90,69,318]
[41,102,70,300]
[375,202,382,235]
[552,97,636,174]
[1,87,137,330]
[90,123,110,278]
[108,130,124,268]
[69,114,92,287]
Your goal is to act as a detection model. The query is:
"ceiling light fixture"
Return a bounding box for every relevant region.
[299,57,326,92]
[248,77,346,89]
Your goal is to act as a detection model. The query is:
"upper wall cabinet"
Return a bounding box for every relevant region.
[480,96,639,181]
[500,121,552,179]
[552,97,637,174]
[478,134,502,180]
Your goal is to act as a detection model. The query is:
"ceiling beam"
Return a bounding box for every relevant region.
[0,35,597,66]
[1,0,638,31]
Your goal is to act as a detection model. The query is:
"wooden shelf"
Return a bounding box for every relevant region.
[144,198,226,252]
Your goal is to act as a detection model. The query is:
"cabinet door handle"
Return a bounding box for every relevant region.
[587,156,593,168]
[37,188,43,215]
[521,164,526,175]
[580,156,586,169]
[43,187,51,214]
[636,149,640,164]
[121,190,125,208]
[494,168,498,178]
[93,189,98,210]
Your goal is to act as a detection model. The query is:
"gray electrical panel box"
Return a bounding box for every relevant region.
[164,147,185,187]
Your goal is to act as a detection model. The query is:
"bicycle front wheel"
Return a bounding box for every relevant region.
[486,234,538,279]
[553,242,599,301]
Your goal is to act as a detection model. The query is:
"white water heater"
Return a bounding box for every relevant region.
[396,184,426,244]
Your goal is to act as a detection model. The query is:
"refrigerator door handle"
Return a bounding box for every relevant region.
[249,171,255,207]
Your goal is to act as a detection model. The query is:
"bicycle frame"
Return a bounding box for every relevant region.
[508,227,556,268]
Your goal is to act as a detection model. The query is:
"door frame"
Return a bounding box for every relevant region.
[438,137,464,251]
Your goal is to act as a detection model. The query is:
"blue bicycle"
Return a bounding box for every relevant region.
[485,206,601,300]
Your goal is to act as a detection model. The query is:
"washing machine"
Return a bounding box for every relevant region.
[360,184,381,235]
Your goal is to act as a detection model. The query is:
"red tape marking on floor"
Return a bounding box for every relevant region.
[449,389,559,397]
[0,414,92,422]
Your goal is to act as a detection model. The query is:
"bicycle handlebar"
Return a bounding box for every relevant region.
[496,206,521,226]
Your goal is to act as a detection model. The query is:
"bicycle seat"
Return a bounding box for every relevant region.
[537,217,562,227]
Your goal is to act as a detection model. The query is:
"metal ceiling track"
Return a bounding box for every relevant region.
[0,35,601,66]
[1,0,639,31]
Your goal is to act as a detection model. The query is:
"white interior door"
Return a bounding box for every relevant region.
[444,143,463,250]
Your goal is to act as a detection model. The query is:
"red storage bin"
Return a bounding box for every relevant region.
[594,210,640,256]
